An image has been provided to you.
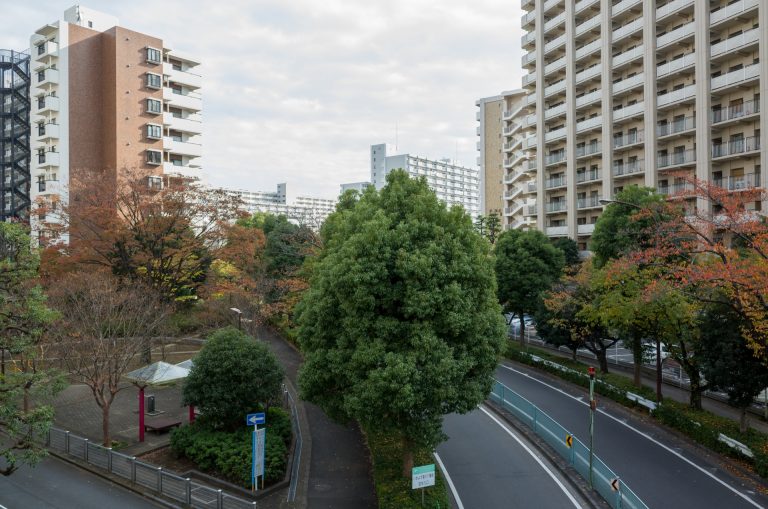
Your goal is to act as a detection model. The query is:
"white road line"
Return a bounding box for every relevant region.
[434,452,464,509]
[500,364,764,509]
[478,405,582,509]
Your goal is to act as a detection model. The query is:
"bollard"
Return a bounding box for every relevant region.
[65,430,70,453]
[157,467,163,493]
[216,489,223,509]
[131,457,137,483]
[107,448,112,472]
[185,478,192,504]
[83,439,89,462]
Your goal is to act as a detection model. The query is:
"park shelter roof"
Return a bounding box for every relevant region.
[126,361,190,385]
[176,359,194,370]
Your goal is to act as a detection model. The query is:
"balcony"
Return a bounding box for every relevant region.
[613,45,643,69]
[37,151,60,168]
[544,11,566,34]
[35,41,58,59]
[525,93,536,106]
[577,196,603,210]
[163,88,202,111]
[575,16,601,39]
[711,136,760,160]
[523,135,538,150]
[613,0,642,18]
[521,0,534,8]
[163,62,202,89]
[544,103,566,120]
[612,17,643,43]
[657,85,695,108]
[713,173,761,191]
[37,95,59,114]
[658,182,695,196]
[576,170,601,184]
[711,100,759,126]
[37,179,61,196]
[545,153,566,166]
[578,223,596,235]
[575,0,599,13]
[545,126,566,142]
[546,176,567,189]
[37,123,60,141]
[522,30,536,47]
[575,89,602,109]
[711,63,760,92]
[522,11,536,28]
[710,0,759,26]
[575,63,601,86]
[164,113,203,134]
[657,53,695,79]
[613,101,645,121]
[575,142,601,159]
[544,56,566,76]
[544,34,567,55]
[527,181,537,193]
[613,130,644,149]
[613,73,644,95]
[657,116,695,137]
[576,115,602,134]
[544,79,566,98]
[522,73,536,87]
[547,226,568,236]
[525,160,537,173]
[546,201,568,213]
[656,0,694,22]
[657,21,695,49]
[36,68,59,88]
[522,114,536,128]
[575,38,601,61]
[613,159,645,178]
[657,149,696,169]
[522,50,536,67]
[164,137,203,158]
[711,28,759,59]
[524,204,538,217]
[162,162,200,177]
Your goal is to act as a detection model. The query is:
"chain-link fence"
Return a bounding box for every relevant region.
[490,379,649,509]
[47,427,257,508]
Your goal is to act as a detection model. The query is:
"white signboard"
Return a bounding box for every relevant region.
[254,428,266,477]
[412,464,436,489]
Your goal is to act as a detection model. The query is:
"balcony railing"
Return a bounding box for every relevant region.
[545,127,567,142]
[576,116,602,133]
[575,143,601,158]
[711,27,759,58]
[657,0,694,21]
[545,103,566,120]
[657,149,696,169]
[575,63,601,85]
[711,63,760,91]
[613,17,643,42]
[545,176,567,189]
[711,136,760,159]
[612,159,645,177]
[657,21,695,48]
[545,153,566,166]
[575,16,600,39]
[710,0,759,26]
[577,196,603,209]
[544,79,566,98]
[544,34,567,55]
[613,45,643,68]
[657,85,695,108]
[524,204,538,216]
[613,73,644,94]
[657,52,696,78]
[546,202,567,213]
[712,100,759,124]
[613,130,644,148]
[527,181,537,193]
[525,160,537,172]
[613,101,645,121]
[576,170,601,183]
[657,116,695,137]
[544,56,566,75]
[713,173,761,191]
[544,11,567,33]
[575,89,602,109]
[658,182,695,196]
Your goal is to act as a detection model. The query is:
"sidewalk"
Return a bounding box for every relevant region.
[256,326,377,509]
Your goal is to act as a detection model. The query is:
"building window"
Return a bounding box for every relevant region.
[146,124,162,140]
[146,47,162,64]
[146,73,162,89]
[146,150,162,165]
[147,98,162,114]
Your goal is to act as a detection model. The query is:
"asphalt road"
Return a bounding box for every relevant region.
[436,405,586,509]
[496,362,768,509]
[0,454,160,509]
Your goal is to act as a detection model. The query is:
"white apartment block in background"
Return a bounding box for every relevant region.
[222,183,337,228]
[340,181,371,194]
[370,143,480,217]
[476,89,534,230]
[29,5,202,242]
[521,0,768,251]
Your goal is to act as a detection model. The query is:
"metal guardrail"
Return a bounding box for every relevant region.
[489,380,649,509]
[47,427,257,508]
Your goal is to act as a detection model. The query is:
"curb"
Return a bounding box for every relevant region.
[483,399,608,509]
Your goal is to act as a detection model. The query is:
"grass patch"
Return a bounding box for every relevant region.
[366,429,450,509]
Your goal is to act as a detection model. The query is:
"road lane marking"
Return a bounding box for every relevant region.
[478,405,582,509]
[500,364,764,509]
[434,452,464,509]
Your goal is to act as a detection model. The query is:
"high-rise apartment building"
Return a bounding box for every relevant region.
[521,0,767,251]
[370,143,480,217]
[221,183,337,228]
[0,50,31,222]
[476,89,534,230]
[29,5,202,242]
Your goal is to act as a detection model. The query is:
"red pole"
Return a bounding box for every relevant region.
[189,404,195,423]
[139,386,145,442]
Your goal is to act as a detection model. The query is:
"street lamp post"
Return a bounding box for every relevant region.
[230,307,242,331]
[588,366,596,488]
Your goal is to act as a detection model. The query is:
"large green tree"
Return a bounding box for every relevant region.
[183,327,284,431]
[297,170,506,476]
[0,223,63,475]
[590,185,666,268]
[495,229,564,344]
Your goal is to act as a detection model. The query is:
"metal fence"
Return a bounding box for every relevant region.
[489,379,649,509]
[47,427,257,508]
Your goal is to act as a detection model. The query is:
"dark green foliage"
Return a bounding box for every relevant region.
[170,407,292,486]
[551,237,581,268]
[590,186,666,268]
[297,170,506,453]
[182,327,284,431]
[495,229,564,339]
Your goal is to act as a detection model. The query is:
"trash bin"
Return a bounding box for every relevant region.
[147,395,155,414]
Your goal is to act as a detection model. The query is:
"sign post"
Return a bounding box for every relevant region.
[246,412,266,491]
[412,464,435,506]
[588,366,596,489]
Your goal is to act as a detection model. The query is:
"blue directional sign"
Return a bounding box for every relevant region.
[246,412,266,426]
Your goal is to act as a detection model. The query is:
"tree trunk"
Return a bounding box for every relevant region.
[142,338,152,364]
[597,349,609,374]
[740,407,748,434]
[402,438,414,479]
[23,382,31,414]
[102,404,111,447]
[571,348,577,362]
[519,312,526,347]
[631,336,643,388]
[655,339,663,403]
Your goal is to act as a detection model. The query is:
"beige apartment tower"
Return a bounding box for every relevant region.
[520,0,767,251]
[30,5,202,242]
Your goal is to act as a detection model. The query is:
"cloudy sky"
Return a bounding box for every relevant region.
[2,0,524,199]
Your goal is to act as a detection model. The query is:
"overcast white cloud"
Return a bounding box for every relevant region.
[1,0,523,199]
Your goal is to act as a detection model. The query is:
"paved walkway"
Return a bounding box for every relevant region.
[256,326,377,509]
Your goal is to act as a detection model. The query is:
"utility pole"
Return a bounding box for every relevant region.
[588,366,596,488]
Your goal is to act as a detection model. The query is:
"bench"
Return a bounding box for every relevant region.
[144,417,182,434]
